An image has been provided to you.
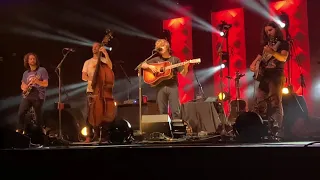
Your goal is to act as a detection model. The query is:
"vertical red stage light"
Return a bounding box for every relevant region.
[211,8,247,115]
[269,0,312,113]
[163,17,194,103]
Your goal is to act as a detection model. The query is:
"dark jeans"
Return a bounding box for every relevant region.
[86,92,93,125]
[18,98,44,130]
[254,76,285,128]
[156,85,181,120]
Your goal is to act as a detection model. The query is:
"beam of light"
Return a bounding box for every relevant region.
[156,0,220,34]
[184,66,222,91]
[260,0,276,17]
[58,10,157,41]
[10,26,93,47]
[43,86,86,109]
[113,77,140,99]
[72,5,157,40]
[46,82,87,97]
[0,82,87,111]
[235,0,280,23]
[138,3,181,21]
[17,16,95,44]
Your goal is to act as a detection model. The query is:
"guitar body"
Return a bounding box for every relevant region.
[228,99,247,124]
[227,71,247,124]
[253,39,281,81]
[143,61,173,87]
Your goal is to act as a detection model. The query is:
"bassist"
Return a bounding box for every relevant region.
[17,52,49,134]
[82,42,113,142]
[249,21,289,136]
[141,39,189,119]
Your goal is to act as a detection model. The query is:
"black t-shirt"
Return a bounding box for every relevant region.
[259,39,289,78]
[147,56,183,87]
[258,40,289,92]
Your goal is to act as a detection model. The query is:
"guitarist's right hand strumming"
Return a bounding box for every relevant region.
[147,64,158,73]
[22,76,39,97]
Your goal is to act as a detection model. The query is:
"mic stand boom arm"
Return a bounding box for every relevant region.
[134,51,158,135]
[118,62,132,100]
[194,70,205,99]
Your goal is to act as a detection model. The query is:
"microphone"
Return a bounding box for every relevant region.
[63,48,75,52]
[153,47,163,52]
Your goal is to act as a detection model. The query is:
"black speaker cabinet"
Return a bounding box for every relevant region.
[283,94,308,138]
[141,114,173,138]
[116,101,159,130]
[0,128,31,149]
[43,108,86,142]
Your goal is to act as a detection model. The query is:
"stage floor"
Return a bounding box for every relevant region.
[2,139,320,175]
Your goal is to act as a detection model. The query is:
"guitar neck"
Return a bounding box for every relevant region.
[165,61,190,70]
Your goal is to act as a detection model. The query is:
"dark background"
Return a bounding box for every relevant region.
[0,0,319,127]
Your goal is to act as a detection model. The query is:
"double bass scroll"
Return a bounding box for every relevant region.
[88,30,116,128]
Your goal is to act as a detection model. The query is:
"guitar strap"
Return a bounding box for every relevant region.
[265,40,282,67]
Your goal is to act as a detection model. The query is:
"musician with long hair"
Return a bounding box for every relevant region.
[141,39,189,120]
[249,21,289,135]
[17,52,49,134]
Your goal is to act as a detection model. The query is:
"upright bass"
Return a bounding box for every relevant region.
[88,30,116,132]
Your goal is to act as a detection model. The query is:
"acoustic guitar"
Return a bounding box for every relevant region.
[227,71,247,124]
[143,58,201,87]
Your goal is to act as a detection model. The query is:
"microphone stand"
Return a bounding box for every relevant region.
[194,70,205,100]
[285,29,305,113]
[117,62,132,100]
[134,51,158,135]
[217,37,228,137]
[54,49,72,142]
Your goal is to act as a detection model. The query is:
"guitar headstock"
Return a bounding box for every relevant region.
[188,58,201,64]
[102,29,113,45]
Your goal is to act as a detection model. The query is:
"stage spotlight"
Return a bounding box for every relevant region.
[218,92,230,101]
[79,126,96,142]
[233,112,268,142]
[218,92,226,100]
[282,85,294,95]
[279,22,286,28]
[81,126,89,137]
[282,87,289,94]
[108,118,133,144]
[278,12,289,29]
[218,20,232,38]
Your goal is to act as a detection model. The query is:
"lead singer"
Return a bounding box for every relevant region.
[141,39,189,120]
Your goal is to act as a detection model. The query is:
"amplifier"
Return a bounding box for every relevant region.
[141,114,173,138]
[116,101,159,130]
